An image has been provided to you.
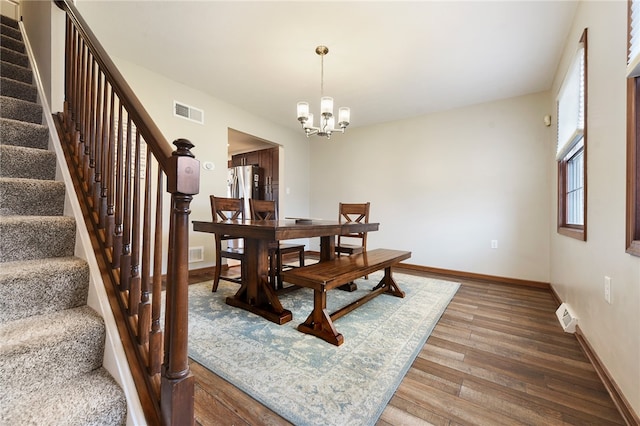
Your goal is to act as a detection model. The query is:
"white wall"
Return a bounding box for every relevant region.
[549,0,640,416]
[20,0,64,112]
[110,58,312,266]
[310,92,552,283]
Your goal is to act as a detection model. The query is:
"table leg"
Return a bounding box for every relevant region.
[297,289,344,346]
[225,238,292,324]
[318,235,335,261]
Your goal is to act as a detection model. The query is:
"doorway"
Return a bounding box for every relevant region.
[227,128,282,213]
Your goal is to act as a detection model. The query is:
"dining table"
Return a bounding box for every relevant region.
[192,219,379,324]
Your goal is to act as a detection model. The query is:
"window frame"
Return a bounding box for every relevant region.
[627,1,640,256]
[557,29,588,241]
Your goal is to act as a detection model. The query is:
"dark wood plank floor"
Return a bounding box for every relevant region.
[190,266,625,426]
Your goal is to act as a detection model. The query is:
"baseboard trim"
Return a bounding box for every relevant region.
[575,326,640,426]
[398,263,550,289]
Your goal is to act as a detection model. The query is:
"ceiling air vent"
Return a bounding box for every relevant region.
[174,101,204,124]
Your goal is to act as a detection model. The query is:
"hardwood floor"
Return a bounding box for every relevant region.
[190,266,626,425]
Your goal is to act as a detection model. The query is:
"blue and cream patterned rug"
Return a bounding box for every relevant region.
[187,272,460,426]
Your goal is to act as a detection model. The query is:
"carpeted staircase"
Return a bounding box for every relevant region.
[0,15,127,425]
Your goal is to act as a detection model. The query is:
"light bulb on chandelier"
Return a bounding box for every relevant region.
[296,45,350,139]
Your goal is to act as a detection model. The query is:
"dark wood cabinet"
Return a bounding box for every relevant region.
[231,150,260,167]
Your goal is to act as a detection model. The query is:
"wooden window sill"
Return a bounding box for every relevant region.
[558,226,586,241]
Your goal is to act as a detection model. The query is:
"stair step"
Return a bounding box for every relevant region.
[0,46,29,68]
[1,76,37,103]
[0,14,19,29]
[0,21,22,41]
[1,33,25,54]
[0,178,65,216]
[0,216,76,262]
[0,117,49,150]
[0,95,42,123]
[0,257,89,323]
[1,60,32,84]
[0,305,105,399]
[0,144,56,180]
[0,367,127,425]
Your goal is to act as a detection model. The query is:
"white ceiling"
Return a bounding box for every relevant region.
[80,1,578,145]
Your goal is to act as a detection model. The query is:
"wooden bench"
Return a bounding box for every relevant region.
[280,248,411,346]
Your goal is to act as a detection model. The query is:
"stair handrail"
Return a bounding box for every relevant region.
[53,0,173,168]
[52,1,198,424]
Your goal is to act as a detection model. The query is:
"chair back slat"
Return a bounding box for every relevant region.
[211,196,244,222]
[249,199,278,220]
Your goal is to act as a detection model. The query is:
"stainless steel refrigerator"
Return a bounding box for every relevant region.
[227,165,262,217]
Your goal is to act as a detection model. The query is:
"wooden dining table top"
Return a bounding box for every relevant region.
[192,219,379,240]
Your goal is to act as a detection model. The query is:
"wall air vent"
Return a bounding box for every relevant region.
[174,101,204,124]
[555,302,578,333]
[188,246,204,263]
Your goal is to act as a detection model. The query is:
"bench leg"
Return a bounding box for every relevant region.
[372,266,406,298]
[297,289,344,346]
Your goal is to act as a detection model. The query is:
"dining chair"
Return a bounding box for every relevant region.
[336,202,371,282]
[249,199,305,290]
[336,202,371,257]
[210,196,245,292]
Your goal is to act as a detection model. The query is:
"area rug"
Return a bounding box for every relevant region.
[186,272,460,426]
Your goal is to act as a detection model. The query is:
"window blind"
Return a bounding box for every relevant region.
[556,45,585,160]
[629,0,640,77]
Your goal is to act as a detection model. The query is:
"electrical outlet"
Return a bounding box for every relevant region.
[491,240,498,249]
[604,276,611,304]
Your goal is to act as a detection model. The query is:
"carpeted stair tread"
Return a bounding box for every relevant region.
[1,33,25,54]
[0,305,105,399]
[0,144,56,180]
[0,177,65,216]
[0,15,19,29]
[0,95,42,123]
[1,60,33,84]
[1,76,37,103]
[1,21,22,41]
[0,257,89,323]
[0,367,127,426]
[0,117,49,149]
[0,14,128,424]
[0,215,76,262]
[0,45,29,68]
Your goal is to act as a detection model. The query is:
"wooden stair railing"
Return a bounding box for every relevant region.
[52,1,198,424]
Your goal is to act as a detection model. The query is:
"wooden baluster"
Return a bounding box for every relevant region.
[138,145,152,344]
[77,40,86,167]
[62,16,72,128]
[93,71,105,211]
[100,85,114,233]
[149,170,164,375]
[71,29,82,159]
[84,49,92,187]
[111,103,124,269]
[128,130,142,316]
[161,139,198,426]
[69,24,79,132]
[120,115,133,291]
[85,57,97,200]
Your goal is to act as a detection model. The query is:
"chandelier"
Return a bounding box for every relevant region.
[296,45,350,139]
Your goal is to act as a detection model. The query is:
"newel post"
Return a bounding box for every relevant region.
[161,139,199,425]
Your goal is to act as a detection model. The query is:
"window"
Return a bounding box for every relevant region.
[627,0,640,256]
[557,29,588,240]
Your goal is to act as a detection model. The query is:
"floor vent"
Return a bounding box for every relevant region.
[174,101,204,124]
[555,302,578,333]
[188,246,204,263]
